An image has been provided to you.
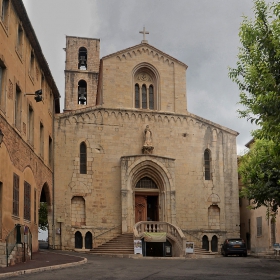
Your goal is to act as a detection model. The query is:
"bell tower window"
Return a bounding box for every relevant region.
[78,47,87,70]
[78,80,87,105]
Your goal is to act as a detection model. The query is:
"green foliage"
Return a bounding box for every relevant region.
[229,0,280,141]
[39,202,48,231]
[239,139,280,212]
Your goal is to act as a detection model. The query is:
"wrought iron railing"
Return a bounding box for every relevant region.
[5,224,32,267]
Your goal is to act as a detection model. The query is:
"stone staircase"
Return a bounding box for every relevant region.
[192,247,220,258]
[90,233,134,255]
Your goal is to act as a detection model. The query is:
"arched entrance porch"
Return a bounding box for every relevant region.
[120,155,176,233]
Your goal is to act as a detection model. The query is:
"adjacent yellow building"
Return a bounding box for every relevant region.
[0,0,60,266]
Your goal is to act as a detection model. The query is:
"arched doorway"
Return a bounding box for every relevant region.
[135,177,159,223]
[75,231,83,249]
[211,235,218,252]
[202,235,209,251]
[39,183,51,243]
[85,231,92,249]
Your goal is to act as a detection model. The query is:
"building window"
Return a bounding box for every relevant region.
[13,173,19,216]
[80,142,87,174]
[257,217,262,236]
[28,105,34,146]
[34,189,37,223]
[49,136,53,167]
[1,0,9,28]
[136,177,158,189]
[29,51,35,80]
[24,181,31,221]
[0,61,6,109]
[134,70,157,110]
[15,84,21,130]
[142,84,147,109]
[16,24,23,56]
[78,80,87,105]
[204,149,211,180]
[149,85,154,109]
[78,47,87,70]
[40,122,44,158]
[135,84,140,108]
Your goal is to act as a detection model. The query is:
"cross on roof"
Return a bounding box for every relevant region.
[139,27,149,43]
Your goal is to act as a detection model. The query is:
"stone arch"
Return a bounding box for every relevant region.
[121,156,175,233]
[202,235,209,251]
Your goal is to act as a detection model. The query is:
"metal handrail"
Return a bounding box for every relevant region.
[5,224,32,267]
[93,224,121,247]
[5,225,18,267]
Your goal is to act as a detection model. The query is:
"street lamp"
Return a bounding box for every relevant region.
[25,89,43,102]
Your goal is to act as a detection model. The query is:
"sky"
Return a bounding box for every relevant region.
[22,0,261,154]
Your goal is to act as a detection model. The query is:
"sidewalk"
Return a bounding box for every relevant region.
[0,250,87,278]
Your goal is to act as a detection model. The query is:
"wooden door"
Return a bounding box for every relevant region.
[135,195,147,223]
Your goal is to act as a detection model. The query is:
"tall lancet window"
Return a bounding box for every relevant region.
[78,80,87,105]
[80,142,87,174]
[204,149,211,180]
[149,85,154,109]
[78,47,87,70]
[142,84,147,109]
[135,84,140,108]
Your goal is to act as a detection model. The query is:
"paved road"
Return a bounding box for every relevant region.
[6,254,280,280]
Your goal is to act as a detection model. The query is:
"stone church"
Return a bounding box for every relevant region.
[53,32,240,256]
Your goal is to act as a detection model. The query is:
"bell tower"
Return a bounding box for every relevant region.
[64,36,100,111]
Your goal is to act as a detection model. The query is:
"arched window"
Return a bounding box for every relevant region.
[78,80,87,105]
[142,84,147,109]
[134,68,157,110]
[149,85,154,109]
[136,177,158,189]
[80,142,87,174]
[135,84,140,108]
[204,149,211,180]
[78,47,87,70]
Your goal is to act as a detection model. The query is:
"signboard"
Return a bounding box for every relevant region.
[185,242,194,254]
[143,232,166,242]
[134,240,142,254]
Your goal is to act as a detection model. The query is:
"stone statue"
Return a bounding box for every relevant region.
[144,125,152,146]
[142,125,154,154]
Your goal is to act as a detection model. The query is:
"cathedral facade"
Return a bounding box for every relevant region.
[52,35,240,256]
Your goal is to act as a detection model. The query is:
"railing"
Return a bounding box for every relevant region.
[5,224,32,267]
[133,221,186,256]
[93,224,121,248]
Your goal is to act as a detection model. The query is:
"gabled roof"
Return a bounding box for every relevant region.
[102,42,188,69]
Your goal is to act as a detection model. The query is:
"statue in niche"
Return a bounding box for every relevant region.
[144,125,152,146]
[142,125,154,154]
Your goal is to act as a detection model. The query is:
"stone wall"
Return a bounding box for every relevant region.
[53,107,239,250]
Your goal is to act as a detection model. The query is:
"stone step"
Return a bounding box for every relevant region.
[91,233,134,255]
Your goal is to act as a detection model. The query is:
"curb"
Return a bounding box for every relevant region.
[0,255,87,279]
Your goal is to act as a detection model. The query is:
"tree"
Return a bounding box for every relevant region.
[239,139,280,212]
[229,0,280,142]
[230,0,280,212]
[39,202,48,231]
